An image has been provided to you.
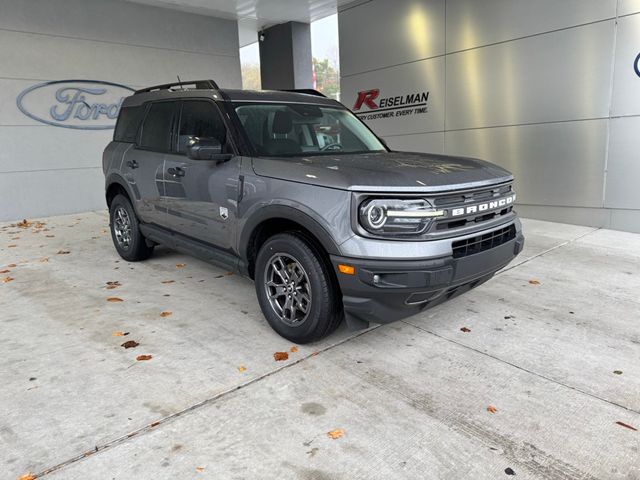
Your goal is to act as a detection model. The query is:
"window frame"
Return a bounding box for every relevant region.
[135,100,180,154]
[173,98,239,157]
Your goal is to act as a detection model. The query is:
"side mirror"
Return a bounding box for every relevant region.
[186,137,232,162]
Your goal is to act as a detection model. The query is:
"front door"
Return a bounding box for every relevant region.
[163,100,240,250]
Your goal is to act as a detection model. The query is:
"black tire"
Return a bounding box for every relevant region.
[109,194,154,262]
[255,232,343,344]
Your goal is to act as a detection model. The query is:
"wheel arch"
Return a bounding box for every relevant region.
[105,174,135,209]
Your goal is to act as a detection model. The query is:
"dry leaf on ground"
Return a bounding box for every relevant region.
[613,370,623,375]
[46,235,55,238]
[0,269,9,274]
[106,297,123,302]
[16,219,32,228]
[7,244,17,248]
[7,264,16,268]
[460,327,471,333]
[17,472,36,480]
[176,263,186,269]
[290,346,298,353]
[161,280,175,284]
[616,421,637,431]
[112,331,129,337]
[121,340,139,349]
[106,281,121,290]
[487,405,497,414]
[160,311,172,317]
[273,351,289,361]
[238,365,247,372]
[528,279,541,285]
[40,257,49,263]
[57,250,70,255]
[136,354,153,361]
[327,429,344,439]
[2,277,14,283]
[196,467,205,473]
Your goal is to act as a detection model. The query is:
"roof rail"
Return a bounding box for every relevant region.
[280,89,327,98]
[134,79,220,94]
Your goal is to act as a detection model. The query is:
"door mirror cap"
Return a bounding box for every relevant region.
[186,137,231,162]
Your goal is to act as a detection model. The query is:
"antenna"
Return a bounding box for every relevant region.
[176,75,184,90]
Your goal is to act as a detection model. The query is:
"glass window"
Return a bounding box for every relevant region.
[113,106,145,143]
[177,101,227,154]
[233,103,385,157]
[139,102,175,151]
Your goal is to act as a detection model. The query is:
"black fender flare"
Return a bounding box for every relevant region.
[238,204,341,262]
[105,173,138,208]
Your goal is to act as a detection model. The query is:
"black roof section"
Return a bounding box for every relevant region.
[124,79,341,108]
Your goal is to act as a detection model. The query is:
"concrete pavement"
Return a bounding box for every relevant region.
[1,212,638,479]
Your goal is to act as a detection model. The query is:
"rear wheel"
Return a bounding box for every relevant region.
[109,194,154,262]
[255,233,342,343]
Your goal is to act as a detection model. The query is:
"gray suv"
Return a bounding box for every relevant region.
[103,79,524,343]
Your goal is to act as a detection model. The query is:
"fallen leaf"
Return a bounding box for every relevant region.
[273,351,289,361]
[112,331,129,337]
[487,405,497,414]
[290,346,298,353]
[11,236,20,240]
[136,354,153,361]
[16,219,32,228]
[150,421,160,427]
[0,269,9,274]
[613,370,623,375]
[528,279,541,285]
[57,250,70,255]
[504,467,516,476]
[238,365,246,372]
[196,467,205,473]
[17,472,36,480]
[327,428,344,439]
[40,257,49,263]
[7,264,16,268]
[106,297,123,302]
[2,276,14,283]
[7,244,17,248]
[460,327,471,333]
[616,421,637,431]
[46,234,55,238]
[106,281,121,290]
[160,311,172,317]
[176,263,186,269]
[121,340,139,349]
[161,280,175,284]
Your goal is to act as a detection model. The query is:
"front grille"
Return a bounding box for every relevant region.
[452,225,516,258]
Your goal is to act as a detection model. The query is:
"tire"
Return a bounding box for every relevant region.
[109,194,154,262]
[255,232,343,344]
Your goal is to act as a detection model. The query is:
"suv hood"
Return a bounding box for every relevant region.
[251,151,513,192]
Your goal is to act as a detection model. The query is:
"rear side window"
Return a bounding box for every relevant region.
[139,102,176,151]
[113,106,145,143]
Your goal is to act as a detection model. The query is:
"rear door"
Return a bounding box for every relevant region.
[163,99,240,250]
[124,101,178,226]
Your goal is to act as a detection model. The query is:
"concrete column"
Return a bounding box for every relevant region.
[259,21,312,90]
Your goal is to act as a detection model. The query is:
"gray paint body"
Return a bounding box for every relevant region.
[104,87,523,325]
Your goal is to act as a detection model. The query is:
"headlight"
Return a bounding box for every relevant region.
[359,198,444,236]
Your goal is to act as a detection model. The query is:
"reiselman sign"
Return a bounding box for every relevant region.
[17,80,135,130]
[352,88,430,121]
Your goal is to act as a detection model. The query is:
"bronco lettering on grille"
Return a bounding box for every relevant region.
[450,194,516,217]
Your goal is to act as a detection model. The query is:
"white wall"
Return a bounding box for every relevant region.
[339,0,640,233]
[0,0,242,221]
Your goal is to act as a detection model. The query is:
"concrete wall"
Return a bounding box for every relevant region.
[339,0,640,233]
[0,0,241,221]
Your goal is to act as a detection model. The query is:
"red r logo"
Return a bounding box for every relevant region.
[353,89,380,110]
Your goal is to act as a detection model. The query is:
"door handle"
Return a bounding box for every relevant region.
[167,167,185,177]
[127,159,139,169]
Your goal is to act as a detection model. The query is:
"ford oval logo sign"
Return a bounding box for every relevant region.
[635,53,640,78]
[17,80,135,130]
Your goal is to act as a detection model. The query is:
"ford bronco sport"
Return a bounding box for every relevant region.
[103,79,524,343]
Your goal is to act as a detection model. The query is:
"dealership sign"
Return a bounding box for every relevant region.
[352,88,430,120]
[17,80,134,130]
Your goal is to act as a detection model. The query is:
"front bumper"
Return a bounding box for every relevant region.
[331,226,524,326]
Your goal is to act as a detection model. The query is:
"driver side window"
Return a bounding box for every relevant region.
[177,101,228,155]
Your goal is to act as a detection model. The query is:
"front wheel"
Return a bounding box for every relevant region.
[255,233,343,344]
[109,194,154,262]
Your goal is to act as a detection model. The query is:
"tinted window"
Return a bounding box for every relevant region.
[113,106,145,143]
[177,101,227,154]
[139,102,175,151]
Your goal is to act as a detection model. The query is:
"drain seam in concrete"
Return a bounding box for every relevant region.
[497,227,601,275]
[403,321,640,416]
[33,325,381,479]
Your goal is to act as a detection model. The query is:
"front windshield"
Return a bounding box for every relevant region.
[233,102,386,157]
